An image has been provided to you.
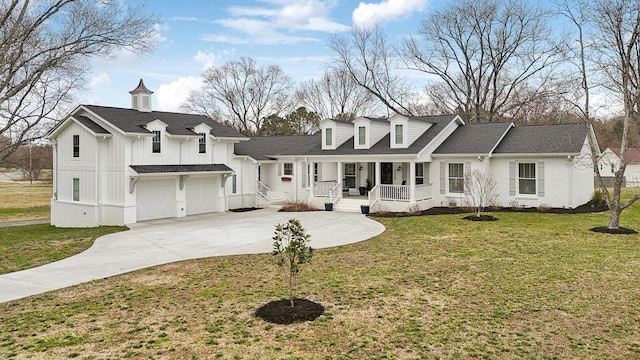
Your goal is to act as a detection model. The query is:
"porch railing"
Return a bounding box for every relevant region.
[368,184,380,209]
[379,184,410,201]
[256,181,271,207]
[328,182,341,204]
[314,181,337,197]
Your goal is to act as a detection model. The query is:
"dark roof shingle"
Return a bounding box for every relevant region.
[84,105,245,138]
[130,164,233,174]
[74,115,111,135]
[433,122,513,154]
[493,123,588,154]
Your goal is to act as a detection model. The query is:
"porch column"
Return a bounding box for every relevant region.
[309,161,315,197]
[375,161,381,186]
[409,161,416,203]
[337,161,343,199]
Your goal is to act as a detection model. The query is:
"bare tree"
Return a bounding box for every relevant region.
[402,0,565,123]
[464,170,497,218]
[0,0,158,162]
[182,57,294,136]
[258,107,320,136]
[328,26,414,116]
[296,69,380,120]
[578,0,640,230]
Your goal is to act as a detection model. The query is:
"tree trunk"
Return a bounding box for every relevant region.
[607,205,621,230]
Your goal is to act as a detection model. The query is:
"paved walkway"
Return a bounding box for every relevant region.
[0,208,385,303]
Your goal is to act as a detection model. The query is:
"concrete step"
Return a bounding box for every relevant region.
[334,199,366,213]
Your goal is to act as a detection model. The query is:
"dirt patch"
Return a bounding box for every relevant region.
[255,298,324,324]
[590,226,638,235]
[278,201,321,212]
[229,207,261,212]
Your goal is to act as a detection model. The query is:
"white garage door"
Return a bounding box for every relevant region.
[136,178,176,221]
[186,176,219,215]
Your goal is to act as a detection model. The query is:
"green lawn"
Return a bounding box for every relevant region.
[1,202,639,359]
[0,182,51,222]
[0,224,128,275]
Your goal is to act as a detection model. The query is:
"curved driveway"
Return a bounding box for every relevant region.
[0,208,385,303]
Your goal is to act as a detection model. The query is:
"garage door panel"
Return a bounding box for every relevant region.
[137,178,176,221]
[186,176,219,215]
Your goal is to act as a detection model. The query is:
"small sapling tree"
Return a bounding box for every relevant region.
[272,219,314,307]
[464,170,497,217]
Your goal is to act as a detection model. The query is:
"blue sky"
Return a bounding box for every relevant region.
[84,0,440,112]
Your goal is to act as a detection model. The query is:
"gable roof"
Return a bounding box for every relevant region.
[83,105,246,139]
[433,122,513,155]
[608,147,640,163]
[493,123,588,154]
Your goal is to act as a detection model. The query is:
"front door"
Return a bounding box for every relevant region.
[381,162,393,184]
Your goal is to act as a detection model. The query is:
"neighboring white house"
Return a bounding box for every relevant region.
[598,147,640,187]
[48,80,599,227]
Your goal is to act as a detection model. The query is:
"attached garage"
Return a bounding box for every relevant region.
[186,176,220,215]
[136,177,176,221]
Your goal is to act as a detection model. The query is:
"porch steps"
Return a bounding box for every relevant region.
[266,191,285,204]
[334,198,365,213]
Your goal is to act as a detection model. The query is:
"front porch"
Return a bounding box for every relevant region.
[309,160,433,212]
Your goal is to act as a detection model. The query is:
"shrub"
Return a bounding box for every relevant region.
[590,190,607,207]
[279,201,320,212]
[271,219,314,307]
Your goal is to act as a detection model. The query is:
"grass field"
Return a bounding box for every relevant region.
[0,182,51,222]
[1,200,639,359]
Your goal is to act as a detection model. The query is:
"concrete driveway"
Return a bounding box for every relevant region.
[0,208,385,303]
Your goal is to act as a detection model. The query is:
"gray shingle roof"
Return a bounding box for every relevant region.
[234,135,319,160]
[493,123,588,154]
[84,105,246,138]
[130,164,233,174]
[74,115,111,135]
[433,122,513,154]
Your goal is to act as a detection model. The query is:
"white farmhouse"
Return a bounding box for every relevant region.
[48,81,599,227]
[47,80,249,227]
[598,147,640,187]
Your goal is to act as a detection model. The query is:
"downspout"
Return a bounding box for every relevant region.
[53,139,58,200]
[96,138,102,226]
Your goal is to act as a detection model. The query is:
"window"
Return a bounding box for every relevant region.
[198,133,206,153]
[152,130,161,153]
[232,174,237,194]
[415,163,424,185]
[73,178,80,201]
[325,128,332,146]
[448,163,464,193]
[72,135,79,158]
[395,124,403,144]
[283,163,293,176]
[314,163,321,182]
[518,163,536,195]
[358,126,366,145]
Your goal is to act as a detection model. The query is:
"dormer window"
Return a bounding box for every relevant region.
[152,130,161,153]
[358,126,366,145]
[198,133,206,153]
[325,128,333,146]
[395,124,404,145]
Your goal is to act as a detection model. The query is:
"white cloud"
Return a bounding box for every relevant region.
[90,73,111,87]
[155,76,203,112]
[212,18,319,45]
[353,0,428,28]
[194,51,216,70]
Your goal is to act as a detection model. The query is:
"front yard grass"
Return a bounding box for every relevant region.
[0,182,51,222]
[1,201,639,359]
[0,224,128,275]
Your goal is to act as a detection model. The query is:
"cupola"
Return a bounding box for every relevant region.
[129,79,153,112]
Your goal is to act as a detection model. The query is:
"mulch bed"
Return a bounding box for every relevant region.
[229,207,261,212]
[590,226,638,235]
[370,203,609,218]
[255,298,324,325]
[462,214,499,221]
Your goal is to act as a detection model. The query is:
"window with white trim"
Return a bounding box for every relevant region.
[395,124,403,144]
[325,128,332,146]
[518,163,536,195]
[232,174,237,194]
[72,135,79,158]
[73,178,80,201]
[358,126,366,145]
[152,130,161,153]
[415,163,424,185]
[448,163,464,193]
[198,133,206,153]
[283,163,293,176]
